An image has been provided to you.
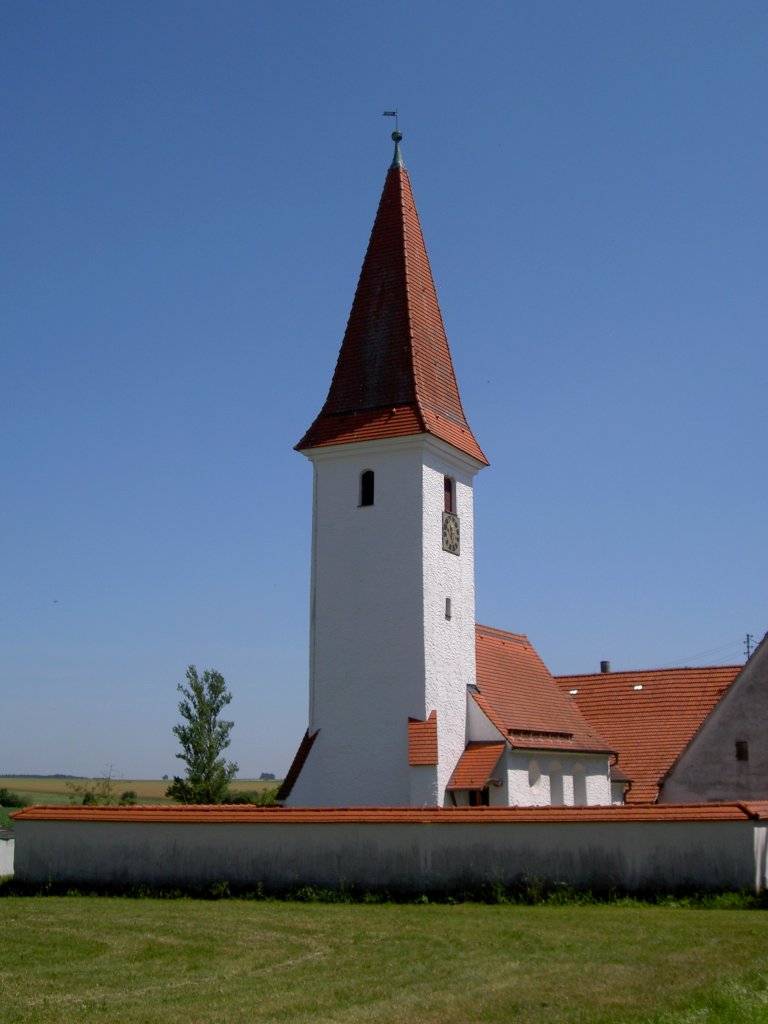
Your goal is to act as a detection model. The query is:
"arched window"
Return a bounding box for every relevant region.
[360,470,374,507]
[444,476,455,513]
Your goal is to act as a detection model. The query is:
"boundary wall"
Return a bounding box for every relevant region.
[0,836,13,877]
[12,803,768,894]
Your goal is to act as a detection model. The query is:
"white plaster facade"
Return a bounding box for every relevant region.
[460,688,614,807]
[0,836,13,877]
[288,433,484,807]
[13,811,767,893]
[502,751,612,808]
[661,634,768,803]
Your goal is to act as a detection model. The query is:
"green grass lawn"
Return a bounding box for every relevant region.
[1,898,766,1023]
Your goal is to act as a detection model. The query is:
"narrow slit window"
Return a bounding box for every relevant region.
[445,597,452,620]
[444,476,455,513]
[360,470,374,507]
[735,740,749,762]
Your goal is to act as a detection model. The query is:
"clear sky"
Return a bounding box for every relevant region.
[2,1,766,780]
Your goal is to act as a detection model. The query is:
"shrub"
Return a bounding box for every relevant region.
[225,788,278,806]
[0,789,31,808]
[119,791,138,806]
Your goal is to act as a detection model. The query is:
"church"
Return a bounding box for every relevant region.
[279,132,616,808]
[11,133,767,894]
[278,130,767,811]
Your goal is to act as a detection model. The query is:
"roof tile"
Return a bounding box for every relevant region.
[296,152,487,465]
[12,803,760,824]
[408,710,438,765]
[554,666,741,803]
[447,742,506,790]
[475,625,614,754]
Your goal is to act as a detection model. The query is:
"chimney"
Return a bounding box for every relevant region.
[600,660,611,674]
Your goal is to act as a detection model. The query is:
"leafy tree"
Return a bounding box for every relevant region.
[166,666,238,804]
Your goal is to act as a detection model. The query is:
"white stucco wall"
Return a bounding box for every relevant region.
[13,815,763,893]
[466,690,505,742]
[421,444,481,804]
[290,435,483,808]
[0,837,14,877]
[661,637,768,803]
[506,751,611,807]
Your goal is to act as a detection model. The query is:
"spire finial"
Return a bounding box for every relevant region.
[383,110,404,168]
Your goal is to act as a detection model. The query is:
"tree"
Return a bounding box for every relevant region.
[166,666,238,804]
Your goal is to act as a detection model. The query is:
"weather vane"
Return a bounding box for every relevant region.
[383,109,400,135]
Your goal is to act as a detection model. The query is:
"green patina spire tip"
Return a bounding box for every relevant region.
[390,130,404,169]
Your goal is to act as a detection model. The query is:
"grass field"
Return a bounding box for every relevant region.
[1,898,767,1023]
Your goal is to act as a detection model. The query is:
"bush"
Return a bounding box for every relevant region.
[119,791,138,806]
[224,788,278,806]
[0,788,30,808]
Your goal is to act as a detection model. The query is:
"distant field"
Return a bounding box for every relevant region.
[0,777,280,811]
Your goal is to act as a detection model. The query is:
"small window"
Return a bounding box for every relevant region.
[445,597,452,620]
[735,740,749,762]
[444,476,455,514]
[360,470,374,507]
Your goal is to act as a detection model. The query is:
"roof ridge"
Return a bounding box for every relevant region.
[398,166,429,437]
[556,665,741,681]
[476,623,529,644]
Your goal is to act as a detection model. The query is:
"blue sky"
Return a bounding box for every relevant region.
[2,1,766,780]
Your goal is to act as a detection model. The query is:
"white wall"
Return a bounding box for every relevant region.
[13,815,764,893]
[0,837,13,877]
[290,434,483,808]
[505,751,612,807]
[662,636,768,803]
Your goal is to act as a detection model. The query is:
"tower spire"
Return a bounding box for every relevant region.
[297,136,487,465]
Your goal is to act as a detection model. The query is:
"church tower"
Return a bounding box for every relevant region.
[281,133,488,807]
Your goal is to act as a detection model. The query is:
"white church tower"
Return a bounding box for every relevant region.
[280,133,488,807]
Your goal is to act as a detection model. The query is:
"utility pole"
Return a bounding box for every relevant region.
[745,633,755,660]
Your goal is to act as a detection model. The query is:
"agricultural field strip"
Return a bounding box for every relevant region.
[1,777,277,803]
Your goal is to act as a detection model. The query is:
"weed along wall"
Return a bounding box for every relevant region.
[11,804,768,894]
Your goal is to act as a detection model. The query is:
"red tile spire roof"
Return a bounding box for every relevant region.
[296,134,487,465]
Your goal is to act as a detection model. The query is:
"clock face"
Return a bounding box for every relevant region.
[442,511,460,554]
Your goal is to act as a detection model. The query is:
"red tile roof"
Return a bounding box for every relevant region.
[408,710,438,765]
[296,147,487,466]
[554,666,741,803]
[12,803,764,824]
[447,742,506,790]
[475,625,614,754]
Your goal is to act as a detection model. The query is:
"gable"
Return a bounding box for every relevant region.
[555,666,741,803]
[662,635,768,802]
[475,625,613,755]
